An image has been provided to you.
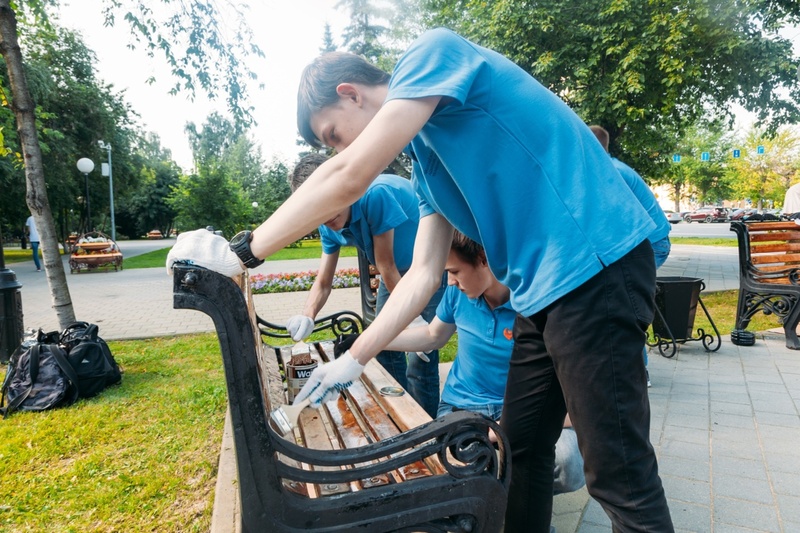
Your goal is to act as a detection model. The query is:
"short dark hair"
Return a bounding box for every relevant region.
[589,125,610,152]
[450,231,485,266]
[297,52,390,148]
[290,152,329,192]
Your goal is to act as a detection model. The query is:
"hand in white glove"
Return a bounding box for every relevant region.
[293,350,365,407]
[166,229,245,277]
[286,315,315,342]
[406,315,432,362]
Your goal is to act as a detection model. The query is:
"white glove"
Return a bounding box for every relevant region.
[166,229,245,277]
[286,315,315,342]
[293,350,366,407]
[406,315,432,362]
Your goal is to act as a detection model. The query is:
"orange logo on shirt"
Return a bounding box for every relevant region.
[503,328,513,340]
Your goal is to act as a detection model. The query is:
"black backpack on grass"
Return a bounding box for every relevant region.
[1,323,122,418]
[1,330,79,417]
[59,322,122,398]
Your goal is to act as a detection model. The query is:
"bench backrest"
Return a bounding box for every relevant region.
[731,221,800,284]
[172,265,287,523]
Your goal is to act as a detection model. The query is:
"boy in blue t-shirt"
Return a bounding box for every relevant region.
[386,232,585,496]
[285,153,444,416]
[168,29,673,532]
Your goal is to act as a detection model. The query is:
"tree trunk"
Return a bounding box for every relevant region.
[0,1,76,328]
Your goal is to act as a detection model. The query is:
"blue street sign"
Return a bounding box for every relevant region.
[757,145,765,154]
[672,154,681,163]
[701,152,710,162]
[733,149,741,158]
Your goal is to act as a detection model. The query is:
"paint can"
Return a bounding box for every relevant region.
[286,360,318,403]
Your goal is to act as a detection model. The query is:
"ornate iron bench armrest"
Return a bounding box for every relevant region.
[270,410,509,487]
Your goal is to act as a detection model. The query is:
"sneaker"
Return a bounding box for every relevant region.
[646,370,651,388]
[36,268,41,272]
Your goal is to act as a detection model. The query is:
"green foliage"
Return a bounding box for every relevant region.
[0,22,140,241]
[168,165,249,237]
[420,0,800,178]
[111,132,182,239]
[728,126,800,209]
[657,119,735,208]
[103,0,264,126]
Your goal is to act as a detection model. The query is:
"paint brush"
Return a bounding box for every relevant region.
[269,398,311,437]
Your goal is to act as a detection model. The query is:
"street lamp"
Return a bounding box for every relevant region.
[98,140,115,241]
[77,157,95,233]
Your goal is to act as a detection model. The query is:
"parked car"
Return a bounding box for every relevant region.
[683,207,728,223]
[663,210,683,224]
[728,208,751,221]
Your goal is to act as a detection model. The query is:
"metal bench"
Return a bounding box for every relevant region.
[731,221,800,349]
[172,264,509,532]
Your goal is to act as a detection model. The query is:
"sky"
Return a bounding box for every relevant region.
[57,1,350,171]
[55,3,800,172]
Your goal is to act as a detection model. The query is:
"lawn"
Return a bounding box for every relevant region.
[123,239,356,269]
[0,334,226,532]
[0,286,783,530]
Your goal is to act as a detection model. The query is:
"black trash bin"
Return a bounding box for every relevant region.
[0,269,23,363]
[652,276,703,341]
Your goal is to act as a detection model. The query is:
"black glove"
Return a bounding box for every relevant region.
[333,333,360,358]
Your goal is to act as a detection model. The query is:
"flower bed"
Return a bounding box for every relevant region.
[250,268,360,294]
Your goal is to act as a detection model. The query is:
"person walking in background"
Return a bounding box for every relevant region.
[589,125,672,387]
[24,215,41,272]
[284,153,445,417]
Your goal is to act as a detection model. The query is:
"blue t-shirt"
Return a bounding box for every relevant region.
[387,29,655,316]
[612,158,671,244]
[437,285,516,408]
[319,174,419,270]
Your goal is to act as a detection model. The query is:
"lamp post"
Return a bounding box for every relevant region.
[77,158,95,233]
[98,140,115,241]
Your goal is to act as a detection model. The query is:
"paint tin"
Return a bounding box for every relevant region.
[379,386,405,397]
[286,360,318,402]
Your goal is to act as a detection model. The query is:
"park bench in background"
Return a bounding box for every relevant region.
[731,221,800,349]
[172,264,509,533]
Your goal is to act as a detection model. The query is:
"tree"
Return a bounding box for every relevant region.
[656,119,735,210]
[336,0,399,70]
[728,126,800,210]
[421,0,800,178]
[0,1,78,326]
[124,133,181,237]
[0,1,262,329]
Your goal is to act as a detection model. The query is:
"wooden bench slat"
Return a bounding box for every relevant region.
[749,230,800,242]
[750,242,800,253]
[297,408,353,496]
[750,252,800,264]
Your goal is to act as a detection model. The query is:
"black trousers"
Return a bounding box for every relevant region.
[501,240,673,533]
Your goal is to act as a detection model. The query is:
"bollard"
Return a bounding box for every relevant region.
[0,268,23,363]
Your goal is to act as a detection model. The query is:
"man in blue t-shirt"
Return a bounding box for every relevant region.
[285,153,444,417]
[168,29,673,532]
[386,232,585,496]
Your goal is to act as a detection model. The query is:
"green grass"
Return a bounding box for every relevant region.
[0,334,226,532]
[1,248,58,264]
[123,240,357,270]
[670,237,737,247]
